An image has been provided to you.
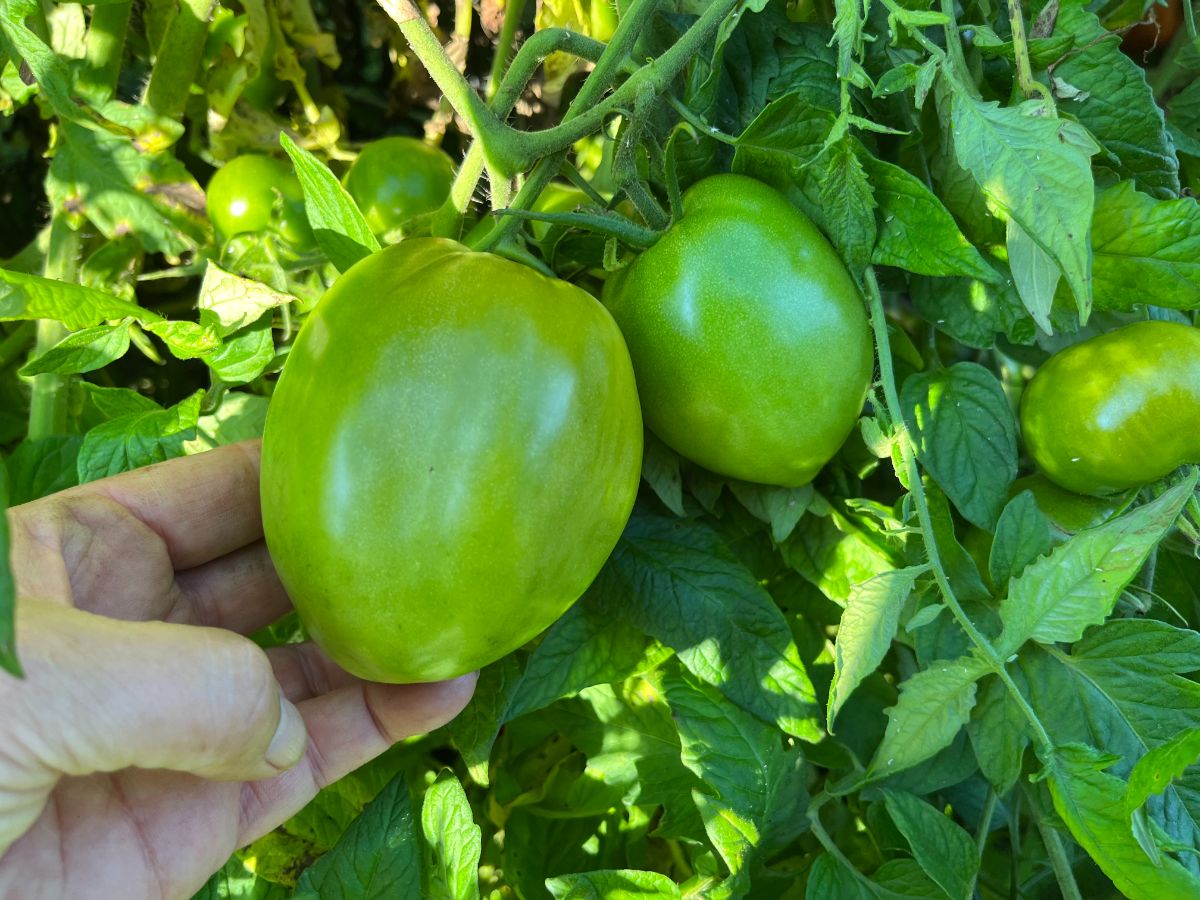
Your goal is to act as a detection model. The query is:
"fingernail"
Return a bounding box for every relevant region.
[264,697,307,771]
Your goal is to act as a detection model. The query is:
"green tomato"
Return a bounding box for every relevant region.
[603,173,873,487]
[206,155,314,250]
[342,136,456,237]
[260,238,643,683]
[1020,321,1200,495]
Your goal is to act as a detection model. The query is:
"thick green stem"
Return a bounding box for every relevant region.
[493,208,659,246]
[79,1,132,101]
[143,0,217,119]
[380,0,728,177]
[503,0,735,168]
[1006,0,1053,104]
[493,28,606,115]
[1024,783,1084,900]
[28,220,78,441]
[377,0,505,160]
[432,28,606,235]
[486,0,530,101]
[864,268,1055,753]
[479,0,718,249]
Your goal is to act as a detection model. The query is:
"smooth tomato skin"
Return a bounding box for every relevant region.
[260,239,643,683]
[604,174,873,487]
[342,137,456,237]
[1020,321,1200,495]
[206,155,314,249]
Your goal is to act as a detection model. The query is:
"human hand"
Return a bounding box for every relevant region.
[0,441,476,900]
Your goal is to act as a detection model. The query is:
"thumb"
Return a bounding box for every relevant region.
[6,600,308,783]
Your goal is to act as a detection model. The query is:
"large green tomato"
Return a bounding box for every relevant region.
[1020,321,1200,495]
[604,174,873,487]
[260,239,643,683]
[206,155,313,250]
[342,136,456,237]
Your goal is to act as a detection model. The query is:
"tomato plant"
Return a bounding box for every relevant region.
[260,239,642,683]
[1021,321,1200,495]
[342,136,456,237]
[5,0,1200,893]
[604,174,872,487]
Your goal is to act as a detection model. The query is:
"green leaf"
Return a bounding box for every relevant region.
[966,675,1029,794]
[1005,217,1059,333]
[0,460,19,676]
[448,597,666,786]
[805,853,874,899]
[0,267,155,329]
[829,566,927,731]
[420,771,481,900]
[1046,744,1200,899]
[817,134,876,275]
[664,667,808,885]
[733,95,836,188]
[882,790,978,900]
[1051,0,1179,198]
[998,475,1195,653]
[77,382,161,420]
[860,152,996,281]
[280,133,379,272]
[546,869,681,899]
[901,362,1018,529]
[911,261,1036,350]
[76,391,203,483]
[783,503,897,605]
[1091,181,1200,312]
[47,122,208,255]
[945,81,1098,318]
[185,393,271,453]
[768,24,841,112]
[198,261,293,337]
[446,656,524,786]
[195,856,290,899]
[293,771,423,900]
[19,322,131,375]
[202,316,275,385]
[988,490,1052,590]
[143,320,221,359]
[870,859,944,897]
[866,653,989,781]
[594,508,821,740]
[1020,619,1200,859]
[728,480,813,543]
[1127,727,1200,815]
[0,0,118,135]
[5,436,82,504]
[641,433,685,517]
[555,682,706,840]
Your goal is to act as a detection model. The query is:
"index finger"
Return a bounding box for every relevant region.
[37,440,266,571]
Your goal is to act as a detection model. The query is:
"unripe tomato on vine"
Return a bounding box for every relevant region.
[604,174,874,487]
[1020,321,1200,496]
